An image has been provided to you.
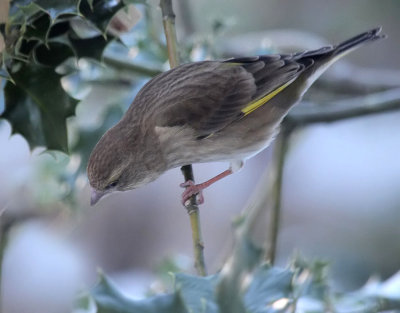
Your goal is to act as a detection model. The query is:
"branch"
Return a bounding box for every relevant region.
[264,127,291,263]
[287,88,400,127]
[181,165,206,276]
[316,66,400,94]
[159,0,207,276]
[102,55,162,77]
[160,0,179,68]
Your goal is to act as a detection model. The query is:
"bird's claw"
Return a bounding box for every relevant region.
[180,180,204,206]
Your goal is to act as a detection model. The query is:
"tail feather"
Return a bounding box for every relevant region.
[334,27,386,56]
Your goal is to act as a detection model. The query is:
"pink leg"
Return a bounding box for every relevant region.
[180,169,233,205]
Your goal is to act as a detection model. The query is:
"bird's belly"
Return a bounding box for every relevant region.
[162,120,280,169]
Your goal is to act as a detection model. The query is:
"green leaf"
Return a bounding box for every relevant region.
[51,32,114,62]
[92,272,187,313]
[34,0,81,22]
[291,256,330,302]
[80,0,125,35]
[9,2,43,25]
[74,292,94,311]
[86,0,94,11]
[244,265,294,313]
[2,81,46,147]
[122,0,148,4]
[175,273,219,313]
[33,42,74,66]
[69,33,114,61]
[215,233,263,313]
[23,13,51,43]
[2,63,78,152]
[0,67,9,79]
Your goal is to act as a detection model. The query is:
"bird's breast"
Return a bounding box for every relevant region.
[155,117,280,169]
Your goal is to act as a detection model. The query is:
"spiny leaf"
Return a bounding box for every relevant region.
[69,33,114,61]
[2,81,45,146]
[0,67,10,79]
[80,0,125,35]
[2,62,79,152]
[51,31,114,62]
[244,265,294,313]
[33,41,74,66]
[92,272,187,313]
[9,2,43,25]
[122,0,148,4]
[32,0,81,22]
[23,13,51,43]
[175,273,219,313]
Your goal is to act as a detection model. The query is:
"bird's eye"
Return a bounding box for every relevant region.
[106,180,118,189]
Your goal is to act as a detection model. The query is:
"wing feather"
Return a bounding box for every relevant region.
[133,55,308,138]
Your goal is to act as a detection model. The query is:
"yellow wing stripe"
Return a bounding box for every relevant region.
[241,77,296,116]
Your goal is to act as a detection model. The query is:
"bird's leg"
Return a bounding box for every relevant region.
[180,169,233,205]
[180,160,244,205]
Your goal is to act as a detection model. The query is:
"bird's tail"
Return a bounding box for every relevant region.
[295,27,386,92]
[333,26,386,57]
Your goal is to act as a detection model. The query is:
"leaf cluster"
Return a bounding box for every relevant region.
[76,256,400,313]
[0,0,135,152]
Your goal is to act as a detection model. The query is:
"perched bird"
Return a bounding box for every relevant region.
[87,27,385,206]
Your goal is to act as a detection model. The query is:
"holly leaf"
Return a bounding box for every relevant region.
[244,265,294,313]
[92,272,187,313]
[80,0,125,35]
[175,273,219,313]
[33,41,74,66]
[23,13,51,43]
[2,62,78,152]
[122,0,148,4]
[69,33,114,61]
[50,31,114,62]
[30,0,81,22]
[2,0,140,153]
[8,2,43,26]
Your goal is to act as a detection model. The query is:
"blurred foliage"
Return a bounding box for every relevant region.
[1,0,126,152]
[74,255,400,313]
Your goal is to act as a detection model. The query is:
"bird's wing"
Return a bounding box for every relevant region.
[139,55,308,138]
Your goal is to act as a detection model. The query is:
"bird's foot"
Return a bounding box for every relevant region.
[180,180,205,206]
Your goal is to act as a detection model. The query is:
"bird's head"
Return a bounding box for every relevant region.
[87,125,165,206]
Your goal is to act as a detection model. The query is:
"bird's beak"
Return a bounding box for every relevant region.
[90,187,106,206]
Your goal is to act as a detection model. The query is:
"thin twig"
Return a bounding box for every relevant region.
[159,0,179,68]
[265,126,292,263]
[288,88,400,126]
[316,66,400,94]
[103,55,162,77]
[159,0,207,276]
[181,165,206,276]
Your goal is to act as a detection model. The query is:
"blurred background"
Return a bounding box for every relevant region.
[1,0,400,312]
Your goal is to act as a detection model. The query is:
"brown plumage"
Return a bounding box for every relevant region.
[87,27,386,205]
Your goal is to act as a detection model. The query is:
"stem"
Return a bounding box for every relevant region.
[159,0,207,276]
[265,124,292,264]
[159,0,179,68]
[103,55,162,77]
[183,165,207,276]
[288,88,400,126]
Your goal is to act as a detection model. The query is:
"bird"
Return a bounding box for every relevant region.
[87,27,386,206]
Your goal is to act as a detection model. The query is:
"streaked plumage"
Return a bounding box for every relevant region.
[87,27,385,205]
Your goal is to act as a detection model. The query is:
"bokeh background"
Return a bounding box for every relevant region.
[1,0,400,312]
